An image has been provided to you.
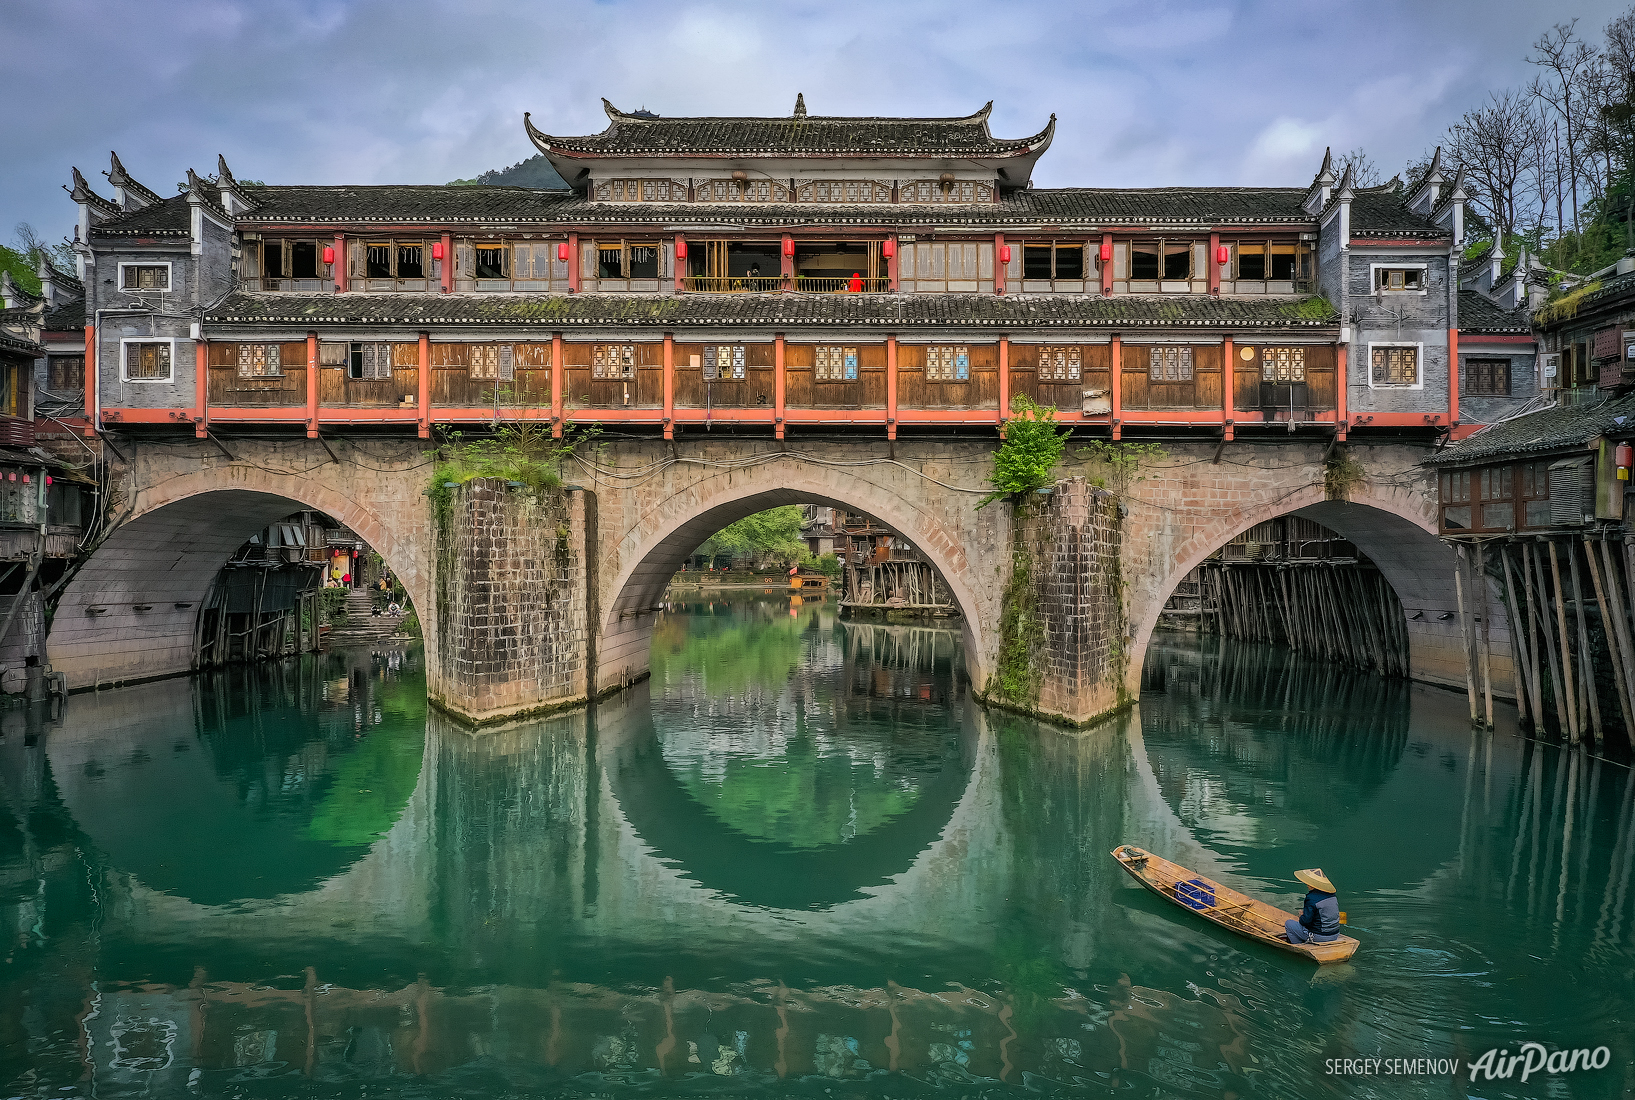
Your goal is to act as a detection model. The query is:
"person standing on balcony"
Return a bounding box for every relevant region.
[848,271,863,292]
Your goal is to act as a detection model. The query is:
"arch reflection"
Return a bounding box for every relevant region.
[46,648,424,905]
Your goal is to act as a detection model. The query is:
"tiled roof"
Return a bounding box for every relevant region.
[237,184,1315,229]
[1534,269,1635,328]
[1428,393,1635,466]
[526,101,1052,159]
[90,194,192,238]
[207,290,1339,331]
[42,296,85,332]
[1459,290,1529,334]
[1348,188,1447,239]
[0,331,43,357]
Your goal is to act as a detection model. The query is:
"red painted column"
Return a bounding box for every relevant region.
[774,334,786,440]
[440,233,453,294]
[194,339,207,437]
[333,235,347,292]
[1208,231,1221,295]
[82,324,95,436]
[305,332,319,438]
[567,233,580,293]
[674,236,687,293]
[1110,333,1122,441]
[998,336,1009,423]
[887,335,898,441]
[663,333,675,440]
[1222,334,1235,441]
[1336,343,1349,440]
[994,234,1006,295]
[1448,326,1460,424]
[887,237,899,292]
[551,332,564,438]
[1101,233,1114,296]
[417,332,430,438]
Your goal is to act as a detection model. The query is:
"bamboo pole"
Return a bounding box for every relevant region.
[1456,547,1479,723]
[1501,544,1535,729]
[1530,543,1570,739]
[1547,540,1583,745]
[1476,543,1494,729]
[1584,536,1633,744]
[1568,540,1602,748]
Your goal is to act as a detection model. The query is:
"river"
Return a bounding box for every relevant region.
[0,593,1631,1098]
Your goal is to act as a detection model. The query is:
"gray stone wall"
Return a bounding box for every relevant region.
[91,242,198,412]
[1346,250,1452,415]
[1011,477,1124,724]
[1459,348,1539,425]
[432,479,589,723]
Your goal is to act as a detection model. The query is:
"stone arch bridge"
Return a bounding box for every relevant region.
[49,436,1495,725]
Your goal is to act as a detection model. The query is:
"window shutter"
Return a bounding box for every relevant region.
[361,342,377,379]
[456,241,474,277]
[581,241,597,279]
[267,344,281,375]
[348,240,365,279]
[377,343,393,380]
[498,344,514,382]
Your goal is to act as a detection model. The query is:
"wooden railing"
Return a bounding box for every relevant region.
[682,276,786,293]
[794,276,890,294]
[679,276,892,293]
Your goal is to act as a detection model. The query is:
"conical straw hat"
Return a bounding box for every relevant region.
[1295,868,1336,893]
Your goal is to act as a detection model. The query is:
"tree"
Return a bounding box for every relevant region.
[1337,147,1383,188]
[695,507,809,567]
[1447,91,1546,242]
[1529,20,1601,240]
[12,223,76,274]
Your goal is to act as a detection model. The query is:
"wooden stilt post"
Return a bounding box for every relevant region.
[1546,540,1582,743]
[1474,544,1494,726]
[1530,542,1570,739]
[1584,536,1633,744]
[1456,546,1479,723]
[1501,545,1535,729]
[1568,540,1602,748]
[1600,538,1635,750]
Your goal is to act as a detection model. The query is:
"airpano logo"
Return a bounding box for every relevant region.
[1467,1042,1611,1083]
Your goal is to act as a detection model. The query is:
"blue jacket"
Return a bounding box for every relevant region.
[1300,890,1340,938]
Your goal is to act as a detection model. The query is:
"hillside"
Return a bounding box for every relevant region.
[450,154,568,190]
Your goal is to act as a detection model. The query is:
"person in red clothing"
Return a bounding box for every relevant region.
[848,272,863,292]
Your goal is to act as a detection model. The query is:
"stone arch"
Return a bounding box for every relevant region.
[49,461,433,690]
[1125,477,1505,699]
[593,456,1002,693]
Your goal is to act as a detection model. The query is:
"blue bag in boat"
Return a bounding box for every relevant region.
[1176,878,1216,911]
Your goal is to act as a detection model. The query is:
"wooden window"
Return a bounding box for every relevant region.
[1466,358,1511,396]
[319,342,348,366]
[0,366,26,420]
[1376,267,1424,292]
[1149,347,1194,382]
[924,346,969,382]
[1478,464,1514,529]
[348,342,393,381]
[121,264,169,290]
[1439,470,1473,531]
[351,239,432,286]
[594,179,682,202]
[475,244,510,279]
[592,344,636,380]
[1037,346,1082,382]
[1023,242,1085,281]
[814,346,858,381]
[124,342,171,381]
[1520,461,1551,527]
[799,180,892,203]
[469,345,515,381]
[902,180,991,203]
[593,240,661,280]
[1261,347,1306,383]
[237,344,282,379]
[702,344,746,381]
[1371,346,1419,386]
[47,356,83,390]
[1128,239,1196,282]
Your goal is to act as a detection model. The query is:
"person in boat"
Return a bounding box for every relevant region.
[1285,868,1341,944]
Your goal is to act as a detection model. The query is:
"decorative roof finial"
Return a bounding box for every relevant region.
[793,92,807,120]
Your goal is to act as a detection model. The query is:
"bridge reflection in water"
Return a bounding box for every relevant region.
[3,604,1635,1097]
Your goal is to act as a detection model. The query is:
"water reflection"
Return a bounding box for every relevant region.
[1,611,1634,1098]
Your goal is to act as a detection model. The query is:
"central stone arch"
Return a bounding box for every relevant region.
[49,443,434,691]
[590,448,1006,695]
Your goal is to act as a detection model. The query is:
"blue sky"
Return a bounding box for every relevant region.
[2,0,1629,249]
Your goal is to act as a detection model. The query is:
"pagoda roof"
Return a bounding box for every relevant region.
[524,99,1055,164]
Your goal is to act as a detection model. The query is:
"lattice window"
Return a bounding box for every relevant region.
[124,342,171,380]
[592,344,636,380]
[1371,346,1418,386]
[904,180,990,203]
[1149,347,1194,382]
[1037,346,1082,382]
[924,346,969,382]
[1466,357,1510,396]
[236,344,282,379]
[1261,347,1306,383]
[349,342,394,381]
[800,180,892,203]
[469,345,515,381]
[702,344,746,380]
[814,346,858,381]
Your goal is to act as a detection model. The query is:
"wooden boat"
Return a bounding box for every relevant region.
[1111,845,1359,964]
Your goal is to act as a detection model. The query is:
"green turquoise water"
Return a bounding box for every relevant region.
[1,595,1632,1098]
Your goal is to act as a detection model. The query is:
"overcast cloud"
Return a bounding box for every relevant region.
[2,0,1630,246]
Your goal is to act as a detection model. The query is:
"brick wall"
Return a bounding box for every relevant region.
[1012,477,1124,724]
[433,479,589,723]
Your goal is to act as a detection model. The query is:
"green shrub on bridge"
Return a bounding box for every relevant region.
[978,395,1070,508]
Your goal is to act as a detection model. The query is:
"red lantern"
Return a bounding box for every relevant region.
[322,246,335,264]
[557,242,569,262]
[675,240,688,260]
[21,475,28,484]
[1215,245,1230,265]
[999,245,1011,264]
[782,238,795,257]
[1099,241,1112,263]
[432,242,444,261]
[1618,441,1633,480]
[882,238,895,258]
[44,476,51,486]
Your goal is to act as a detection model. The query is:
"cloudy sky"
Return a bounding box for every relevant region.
[2,0,1629,247]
